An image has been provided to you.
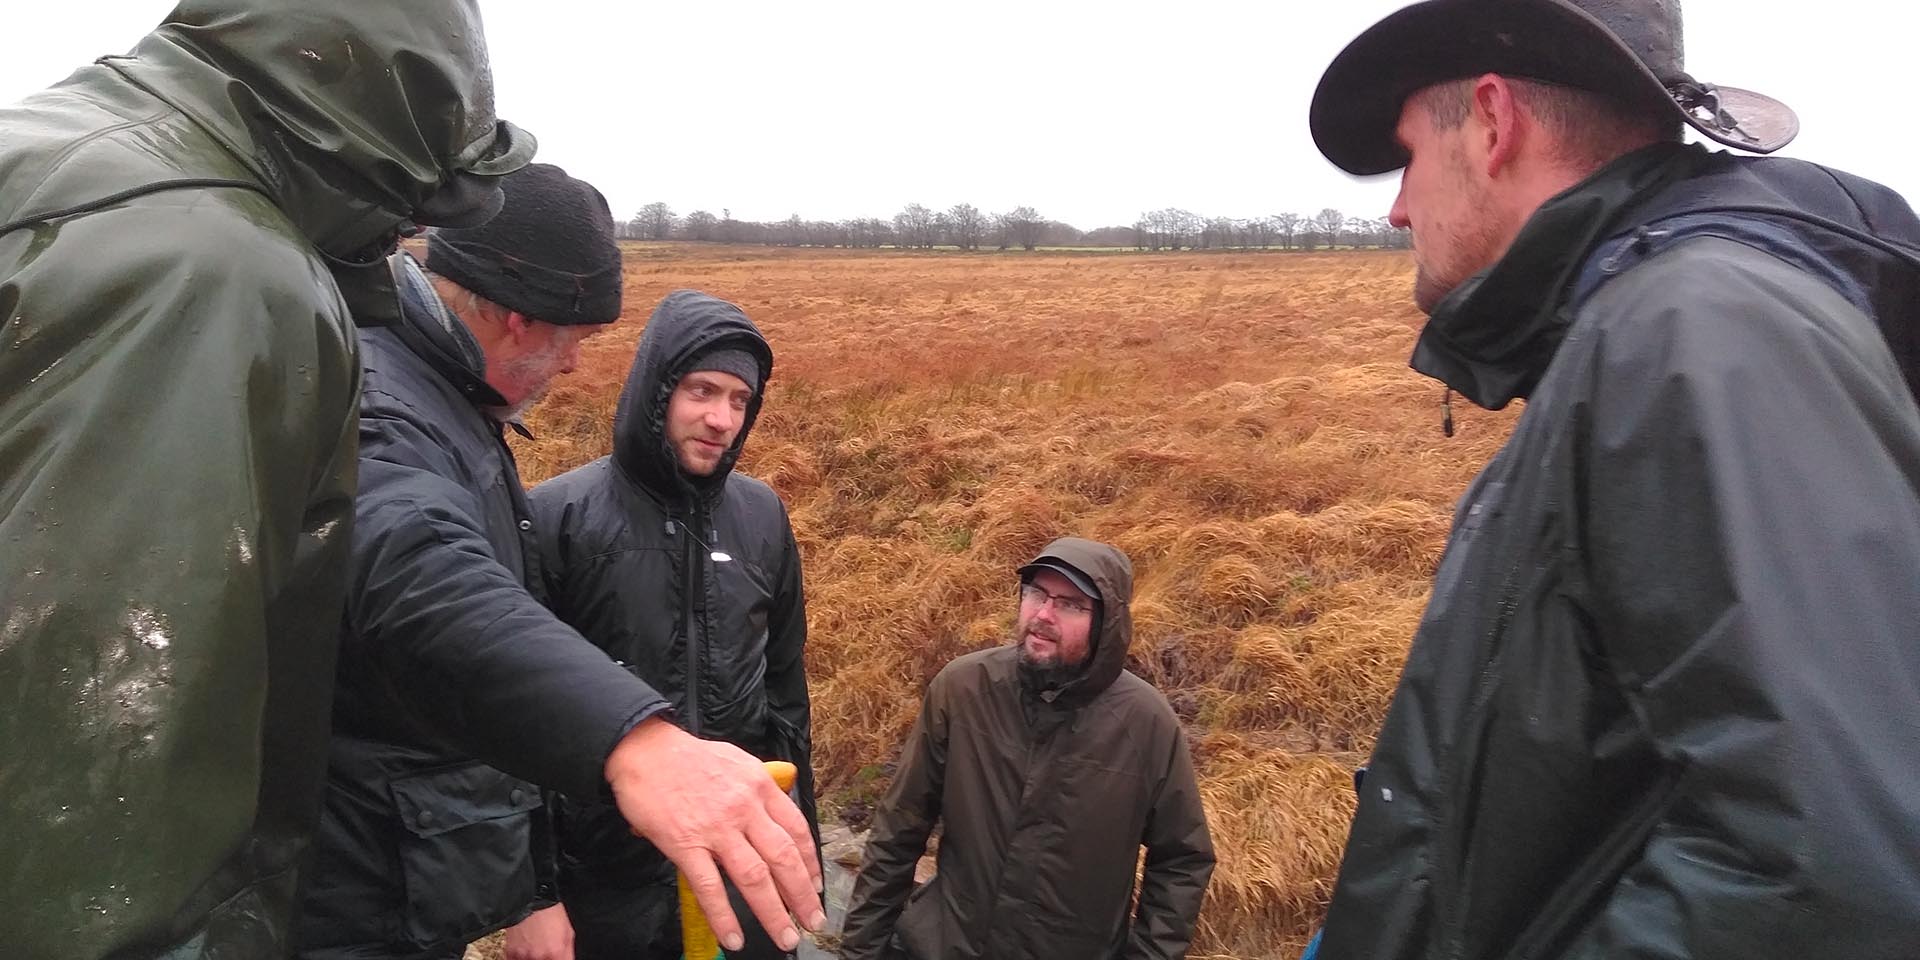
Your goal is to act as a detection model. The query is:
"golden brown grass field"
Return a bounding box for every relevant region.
[508,242,1518,959]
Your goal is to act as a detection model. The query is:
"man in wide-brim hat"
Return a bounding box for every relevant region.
[1306,1,1920,958]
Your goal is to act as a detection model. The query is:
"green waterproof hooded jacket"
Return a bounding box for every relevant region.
[0,3,530,957]
[841,538,1216,960]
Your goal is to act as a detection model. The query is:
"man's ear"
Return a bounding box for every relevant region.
[504,311,534,343]
[1471,73,1523,179]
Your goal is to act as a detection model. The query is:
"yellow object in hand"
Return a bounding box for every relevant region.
[680,760,800,960]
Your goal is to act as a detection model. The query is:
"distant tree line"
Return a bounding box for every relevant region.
[617,201,1410,251]
[1131,207,1409,251]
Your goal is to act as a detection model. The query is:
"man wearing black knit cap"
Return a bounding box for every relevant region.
[293,169,825,960]
[524,290,818,959]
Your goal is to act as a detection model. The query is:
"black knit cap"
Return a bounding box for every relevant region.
[425,162,622,326]
[686,346,763,394]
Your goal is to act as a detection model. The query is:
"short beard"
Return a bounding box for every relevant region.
[1017,651,1077,692]
[1015,616,1080,690]
[1411,145,1504,315]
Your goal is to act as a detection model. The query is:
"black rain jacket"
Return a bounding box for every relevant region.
[528,291,817,893]
[291,254,670,959]
[1319,144,1920,960]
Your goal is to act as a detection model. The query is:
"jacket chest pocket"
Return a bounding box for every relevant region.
[1036,757,1149,906]
[388,762,543,946]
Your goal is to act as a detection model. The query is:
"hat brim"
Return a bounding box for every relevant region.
[1310,0,1798,176]
[1017,560,1101,604]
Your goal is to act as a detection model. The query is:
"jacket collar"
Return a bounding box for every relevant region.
[388,252,509,411]
[1411,142,1709,409]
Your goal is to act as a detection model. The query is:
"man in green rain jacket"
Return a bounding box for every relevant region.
[0,3,534,957]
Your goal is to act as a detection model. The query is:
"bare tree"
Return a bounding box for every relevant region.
[1137,209,1180,250]
[1342,216,1375,248]
[1201,216,1238,250]
[683,209,718,242]
[1242,217,1275,249]
[998,206,1045,251]
[1315,207,1345,248]
[1272,213,1302,250]
[947,203,986,251]
[634,202,677,241]
[1147,209,1194,250]
[857,217,897,248]
[893,203,936,249]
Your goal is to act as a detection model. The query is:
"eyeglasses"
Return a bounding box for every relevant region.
[1019,583,1093,617]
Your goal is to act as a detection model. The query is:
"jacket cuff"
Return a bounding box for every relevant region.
[593,699,675,805]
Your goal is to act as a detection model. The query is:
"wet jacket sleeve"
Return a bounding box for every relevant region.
[1127,724,1215,960]
[765,512,820,849]
[839,675,951,960]
[347,416,671,800]
[1561,240,1920,957]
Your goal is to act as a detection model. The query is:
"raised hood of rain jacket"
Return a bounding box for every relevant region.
[1024,537,1134,708]
[612,290,774,504]
[104,0,533,260]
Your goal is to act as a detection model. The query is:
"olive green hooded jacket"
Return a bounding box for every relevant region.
[842,538,1216,960]
[0,3,530,957]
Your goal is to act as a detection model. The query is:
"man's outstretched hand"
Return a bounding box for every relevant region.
[605,716,825,953]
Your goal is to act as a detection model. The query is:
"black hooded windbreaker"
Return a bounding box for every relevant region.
[1318,144,1920,960]
[527,291,817,888]
[0,3,528,957]
[840,539,1215,960]
[290,254,672,959]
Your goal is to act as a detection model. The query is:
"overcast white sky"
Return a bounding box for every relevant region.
[5,2,1912,229]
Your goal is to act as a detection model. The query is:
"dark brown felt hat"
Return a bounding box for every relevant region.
[1311,0,1799,175]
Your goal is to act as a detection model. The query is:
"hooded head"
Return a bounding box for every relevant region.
[1014,538,1134,705]
[105,0,535,260]
[612,290,774,501]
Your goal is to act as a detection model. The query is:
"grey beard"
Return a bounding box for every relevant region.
[487,380,551,424]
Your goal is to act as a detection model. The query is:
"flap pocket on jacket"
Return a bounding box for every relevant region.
[387,762,541,947]
[391,762,542,838]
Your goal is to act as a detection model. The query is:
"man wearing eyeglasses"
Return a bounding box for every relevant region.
[841,537,1215,960]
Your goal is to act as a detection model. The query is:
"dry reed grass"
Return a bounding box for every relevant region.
[512,243,1517,958]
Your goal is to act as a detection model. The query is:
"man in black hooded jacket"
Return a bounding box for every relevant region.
[1303,1,1920,957]
[523,290,816,959]
[293,173,821,960]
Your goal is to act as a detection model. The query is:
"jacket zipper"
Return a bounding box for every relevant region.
[985,705,1054,955]
[675,514,702,735]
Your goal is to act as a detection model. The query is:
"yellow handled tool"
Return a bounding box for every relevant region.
[680,760,799,959]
